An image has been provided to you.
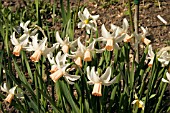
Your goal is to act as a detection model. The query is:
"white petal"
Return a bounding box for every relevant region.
[113,43,120,50]
[78,11,86,22]
[86,66,92,81]
[78,37,86,52]
[39,37,47,51]
[31,34,39,49]
[91,15,99,20]
[1,83,8,93]
[111,24,118,31]
[43,43,57,56]
[123,18,129,32]
[56,31,64,45]
[162,78,170,83]
[47,53,55,64]
[83,8,90,19]
[64,73,80,81]
[132,100,138,104]
[101,24,112,39]
[9,85,17,94]
[88,40,95,50]
[10,32,19,46]
[91,67,100,82]
[100,67,111,81]
[115,33,126,42]
[102,76,117,86]
[148,45,155,57]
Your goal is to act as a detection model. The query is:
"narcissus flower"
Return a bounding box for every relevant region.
[49,52,80,84]
[146,45,155,67]
[132,94,145,110]
[134,27,151,46]
[56,31,77,53]
[111,18,131,42]
[10,32,29,56]
[162,72,170,83]
[157,46,170,67]
[11,21,38,56]
[67,48,84,67]
[97,24,125,51]
[78,8,99,34]
[47,51,67,73]
[77,37,104,62]
[1,83,17,103]
[25,34,58,62]
[86,66,116,96]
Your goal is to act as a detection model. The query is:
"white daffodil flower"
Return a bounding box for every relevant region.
[97,24,125,51]
[146,45,155,67]
[111,18,131,42]
[56,31,77,53]
[25,34,58,62]
[67,48,84,68]
[162,72,170,83]
[47,51,67,73]
[157,46,170,67]
[10,32,29,56]
[49,52,80,84]
[132,94,145,110]
[11,21,38,56]
[78,37,104,62]
[158,51,170,67]
[134,27,151,46]
[1,83,17,103]
[78,8,99,34]
[86,66,116,96]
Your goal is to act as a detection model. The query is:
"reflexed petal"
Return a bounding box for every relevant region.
[132,100,138,104]
[91,67,100,82]
[102,76,117,86]
[88,40,95,50]
[148,45,154,57]
[1,83,8,93]
[113,43,120,50]
[115,33,126,42]
[91,15,99,20]
[78,22,85,28]
[9,86,17,94]
[56,31,64,45]
[83,8,90,19]
[31,34,39,49]
[111,24,118,31]
[43,43,58,57]
[162,78,170,83]
[78,37,86,51]
[10,32,19,46]
[100,67,111,82]
[101,24,112,38]
[86,66,92,81]
[78,11,86,22]
[38,37,47,51]
[123,18,129,32]
[87,81,94,85]
[47,53,55,64]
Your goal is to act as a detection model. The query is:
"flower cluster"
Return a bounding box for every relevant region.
[9,8,170,108]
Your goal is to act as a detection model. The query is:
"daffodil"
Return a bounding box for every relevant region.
[49,52,80,84]
[67,48,84,67]
[78,8,99,34]
[1,83,17,103]
[78,37,104,62]
[156,46,170,67]
[111,18,131,42]
[132,94,145,110]
[47,51,67,73]
[86,66,116,96]
[97,24,125,51]
[56,31,77,53]
[25,34,58,62]
[162,72,170,83]
[146,45,155,67]
[11,20,38,56]
[134,27,151,46]
[10,32,29,56]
